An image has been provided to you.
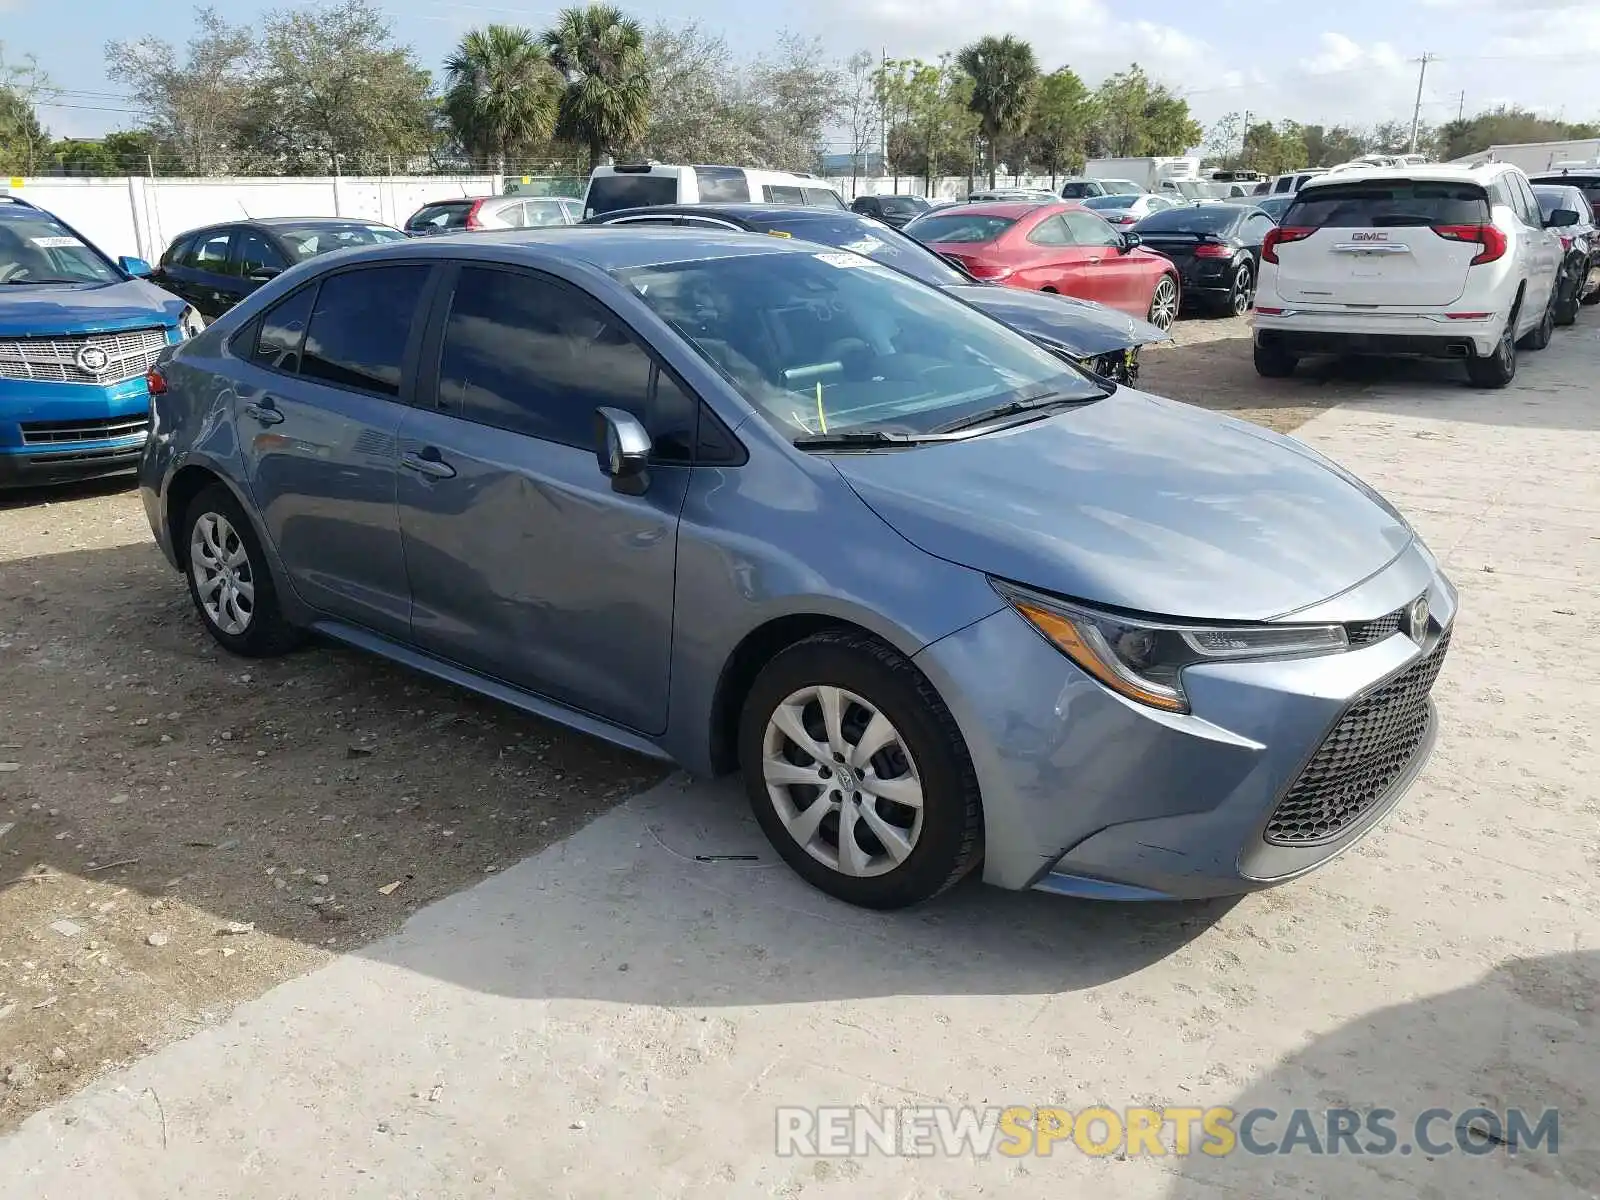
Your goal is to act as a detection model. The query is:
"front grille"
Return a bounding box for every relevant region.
[1346,608,1402,646]
[0,327,168,385]
[1264,629,1451,846]
[20,413,149,446]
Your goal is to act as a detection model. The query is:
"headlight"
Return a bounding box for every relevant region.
[994,581,1348,713]
[179,307,205,339]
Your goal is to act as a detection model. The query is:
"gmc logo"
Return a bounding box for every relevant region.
[1351,231,1389,242]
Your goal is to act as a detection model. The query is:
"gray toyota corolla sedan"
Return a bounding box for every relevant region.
[138,228,1456,910]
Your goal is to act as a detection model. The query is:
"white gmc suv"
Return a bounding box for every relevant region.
[1252,163,1572,388]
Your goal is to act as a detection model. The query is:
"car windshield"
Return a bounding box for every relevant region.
[1058,181,1096,198]
[1101,180,1144,196]
[0,210,119,284]
[903,212,1016,243]
[1286,181,1490,228]
[1080,195,1135,211]
[877,196,929,216]
[616,250,1095,441]
[1134,206,1239,233]
[743,214,967,288]
[1165,181,1211,199]
[276,224,407,261]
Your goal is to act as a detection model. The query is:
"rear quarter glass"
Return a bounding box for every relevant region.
[1285,182,1490,228]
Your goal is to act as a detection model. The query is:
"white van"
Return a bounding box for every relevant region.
[582,164,846,218]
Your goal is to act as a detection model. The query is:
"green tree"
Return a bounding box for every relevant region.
[881,58,973,193]
[1092,64,1200,157]
[1,44,55,175]
[106,7,255,175]
[443,25,560,173]
[1435,105,1600,162]
[954,34,1038,187]
[244,0,435,174]
[543,4,650,173]
[1300,124,1366,167]
[1203,112,1245,167]
[1026,67,1093,183]
[746,32,841,173]
[640,22,758,165]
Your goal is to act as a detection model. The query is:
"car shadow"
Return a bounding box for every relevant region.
[0,472,137,512]
[1164,949,1599,1198]
[2,539,1233,1014]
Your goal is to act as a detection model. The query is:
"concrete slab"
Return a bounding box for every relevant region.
[3,332,1598,1198]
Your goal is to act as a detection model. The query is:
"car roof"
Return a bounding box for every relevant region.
[253,216,400,227]
[592,203,845,225]
[1298,163,1506,190]
[323,226,814,272]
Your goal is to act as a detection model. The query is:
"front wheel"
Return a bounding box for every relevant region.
[182,483,302,657]
[1554,269,1581,327]
[1147,275,1179,331]
[738,631,983,909]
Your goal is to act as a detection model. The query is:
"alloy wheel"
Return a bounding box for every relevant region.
[1231,266,1254,316]
[190,512,255,636]
[1148,277,1179,330]
[761,684,925,878]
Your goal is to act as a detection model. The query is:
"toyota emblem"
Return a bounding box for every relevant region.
[76,344,112,375]
[1404,594,1430,640]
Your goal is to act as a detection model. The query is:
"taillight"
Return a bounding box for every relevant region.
[145,366,168,395]
[463,198,486,231]
[1261,226,1313,264]
[1193,243,1232,259]
[1560,233,1575,252]
[960,260,1013,281]
[1431,223,1507,265]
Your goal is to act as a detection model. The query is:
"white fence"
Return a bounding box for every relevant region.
[3,172,1078,262]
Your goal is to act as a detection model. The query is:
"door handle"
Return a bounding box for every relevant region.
[400,448,456,480]
[242,401,284,425]
[1087,256,1102,264]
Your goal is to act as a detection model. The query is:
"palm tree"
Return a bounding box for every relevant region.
[443,25,561,175]
[542,4,650,173]
[955,35,1040,188]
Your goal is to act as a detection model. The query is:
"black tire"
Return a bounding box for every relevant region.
[1554,269,1581,327]
[1466,314,1517,389]
[1583,257,1600,305]
[737,630,983,910]
[1253,343,1298,378]
[1517,293,1554,351]
[180,483,302,657]
[1227,262,1254,317]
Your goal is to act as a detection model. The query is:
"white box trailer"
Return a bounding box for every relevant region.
[1085,157,1205,198]
[1453,140,1600,174]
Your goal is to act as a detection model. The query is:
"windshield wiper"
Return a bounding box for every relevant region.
[933,390,1103,434]
[2,277,87,285]
[792,429,928,449]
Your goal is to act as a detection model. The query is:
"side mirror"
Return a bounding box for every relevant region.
[594,406,651,495]
[1120,233,1142,253]
[1548,208,1580,229]
[247,267,282,282]
[119,256,153,278]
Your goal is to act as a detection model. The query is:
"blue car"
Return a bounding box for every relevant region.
[0,195,202,488]
[139,228,1455,910]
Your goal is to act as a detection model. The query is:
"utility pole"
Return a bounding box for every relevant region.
[1240,110,1251,167]
[1408,53,1433,154]
[880,48,889,184]
[1456,90,1466,123]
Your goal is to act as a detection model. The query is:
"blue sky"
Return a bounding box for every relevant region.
[6,0,1596,145]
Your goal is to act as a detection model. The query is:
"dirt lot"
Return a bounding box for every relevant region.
[0,327,1353,1129]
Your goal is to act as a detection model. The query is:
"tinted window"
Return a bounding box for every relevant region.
[1101,180,1143,196]
[1285,182,1491,228]
[235,231,288,275]
[164,234,195,268]
[1079,194,1135,211]
[694,167,750,203]
[300,266,427,397]
[877,196,929,217]
[253,285,316,373]
[190,231,233,272]
[903,213,1016,243]
[1512,175,1542,227]
[803,187,845,209]
[1058,181,1097,198]
[406,203,471,233]
[1028,215,1073,245]
[585,173,679,216]
[437,266,652,448]
[1243,213,1276,241]
[1062,210,1121,246]
[521,200,571,227]
[275,224,407,260]
[763,185,805,204]
[1532,188,1566,219]
[1531,175,1600,213]
[1133,206,1241,234]
[738,213,967,288]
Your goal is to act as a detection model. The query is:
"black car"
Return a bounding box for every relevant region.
[1530,170,1600,314]
[849,194,931,228]
[152,217,408,320]
[582,203,1169,382]
[1130,202,1277,317]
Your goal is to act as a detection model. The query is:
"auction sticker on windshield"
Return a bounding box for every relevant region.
[31,237,84,249]
[814,251,870,268]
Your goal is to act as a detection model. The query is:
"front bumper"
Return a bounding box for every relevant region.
[912,541,1457,899]
[0,376,153,490]
[1253,307,1503,359]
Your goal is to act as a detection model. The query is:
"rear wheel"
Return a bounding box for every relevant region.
[1467,315,1517,389]
[738,631,983,909]
[1227,262,1254,317]
[1517,291,1555,351]
[1147,275,1179,330]
[1253,343,1298,378]
[182,484,302,657]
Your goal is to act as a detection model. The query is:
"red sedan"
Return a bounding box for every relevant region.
[903,202,1180,329]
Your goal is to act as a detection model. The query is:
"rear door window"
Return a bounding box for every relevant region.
[189,230,235,273]
[253,285,317,373]
[299,265,430,398]
[1285,182,1490,228]
[234,231,288,277]
[407,203,471,233]
[693,167,750,203]
[763,185,805,204]
[585,173,679,216]
[802,187,845,208]
[1028,215,1072,245]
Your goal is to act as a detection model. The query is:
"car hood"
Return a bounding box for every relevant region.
[943,284,1170,358]
[831,390,1413,621]
[0,279,186,338]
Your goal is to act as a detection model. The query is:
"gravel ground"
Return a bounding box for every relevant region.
[0,325,1355,1129]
